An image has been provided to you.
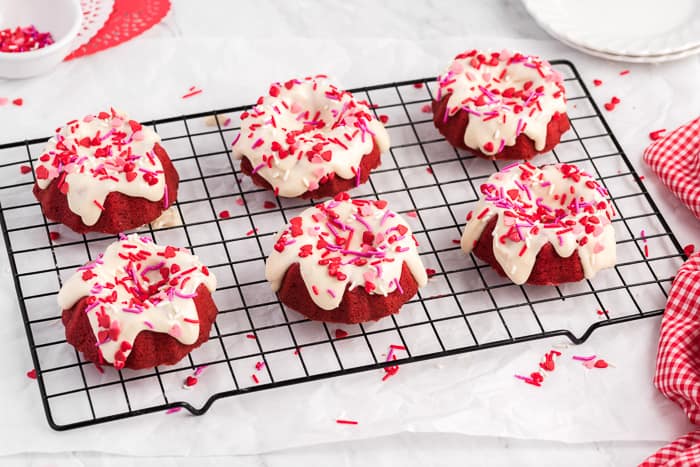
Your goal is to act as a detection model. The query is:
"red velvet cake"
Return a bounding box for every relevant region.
[265,193,428,323]
[461,162,617,285]
[33,109,179,234]
[433,49,570,160]
[59,235,218,370]
[232,76,389,199]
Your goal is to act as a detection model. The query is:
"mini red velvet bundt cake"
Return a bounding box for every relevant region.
[461,162,616,285]
[232,76,389,199]
[433,49,570,160]
[265,193,428,323]
[59,235,218,370]
[33,109,179,234]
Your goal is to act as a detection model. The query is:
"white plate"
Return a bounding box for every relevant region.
[553,33,700,64]
[523,0,700,60]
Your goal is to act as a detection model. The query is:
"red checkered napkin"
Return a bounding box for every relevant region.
[643,117,700,219]
[641,253,700,466]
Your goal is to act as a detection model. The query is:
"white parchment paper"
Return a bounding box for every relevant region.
[0,34,698,456]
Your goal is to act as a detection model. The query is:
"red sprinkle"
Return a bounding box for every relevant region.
[426,268,436,278]
[263,201,276,209]
[619,70,630,76]
[0,26,54,53]
[184,376,198,387]
[684,244,695,257]
[406,211,417,218]
[336,419,358,425]
[245,333,256,339]
[26,368,37,379]
[219,210,230,219]
[413,83,424,89]
[593,79,603,87]
[246,228,257,236]
[20,164,32,174]
[421,104,432,113]
[649,129,666,141]
[182,88,203,99]
[12,98,23,106]
[594,359,609,368]
[49,231,60,241]
[379,115,389,124]
[334,329,349,339]
[251,374,260,384]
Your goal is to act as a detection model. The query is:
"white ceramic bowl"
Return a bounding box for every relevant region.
[0,0,82,79]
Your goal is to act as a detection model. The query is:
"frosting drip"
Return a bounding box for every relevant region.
[436,49,567,156]
[461,162,616,285]
[265,193,428,310]
[232,76,390,198]
[58,235,217,368]
[34,109,166,226]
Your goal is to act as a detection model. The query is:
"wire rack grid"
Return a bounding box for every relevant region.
[0,60,686,430]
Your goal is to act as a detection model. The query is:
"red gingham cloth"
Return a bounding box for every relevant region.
[641,253,700,466]
[643,117,700,219]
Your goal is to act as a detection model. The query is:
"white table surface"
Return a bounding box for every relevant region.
[1,1,699,465]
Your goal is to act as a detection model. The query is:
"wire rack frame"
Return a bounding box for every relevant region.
[0,60,686,430]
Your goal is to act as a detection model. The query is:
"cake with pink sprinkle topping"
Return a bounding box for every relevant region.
[266,193,428,323]
[232,76,390,199]
[33,109,179,234]
[461,162,616,285]
[433,49,570,160]
[60,235,218,370]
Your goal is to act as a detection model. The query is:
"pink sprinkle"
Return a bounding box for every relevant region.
[421,104,432,113]
[166,407,182,414]
[255,361,265,371]
[182,88,203,99]
[235,197,245,206]
[327,289,336,298]
[406,211,417,218]
[144,320,154,329]
[194,365,207,376]
[246,228,257,236]
[572,355,596,362]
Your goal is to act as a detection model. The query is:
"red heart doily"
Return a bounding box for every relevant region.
[66,0,171,61]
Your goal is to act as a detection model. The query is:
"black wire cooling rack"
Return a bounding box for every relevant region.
[0,60,686,430]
